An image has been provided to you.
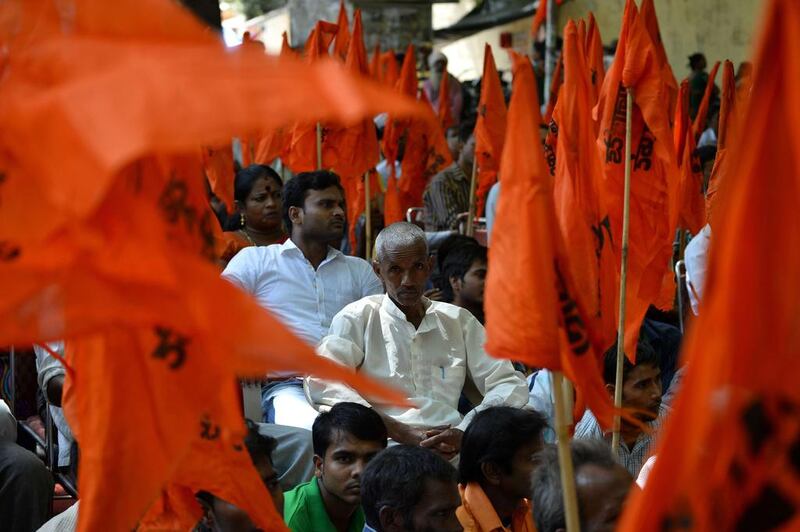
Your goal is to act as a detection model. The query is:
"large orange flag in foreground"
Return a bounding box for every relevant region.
[485,51,616,430]
[706,60,736,226]
[473,44,507,217]
[674,80,706,234]
[553,21,617,355]
[596,0,680,359]
[619,1,800,529]
[0,1,424,529]
[692,60,721,138]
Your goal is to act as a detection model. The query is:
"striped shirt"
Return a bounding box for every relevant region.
[423,163,471,231]
[573,404,670,477]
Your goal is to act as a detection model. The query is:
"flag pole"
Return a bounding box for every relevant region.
[466,159,478,236]
[611,88,634,452]
[552,371,581,532]
[365,171,373,260]
[316,122,323,170]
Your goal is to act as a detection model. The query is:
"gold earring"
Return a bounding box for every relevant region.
[240,212,246,228]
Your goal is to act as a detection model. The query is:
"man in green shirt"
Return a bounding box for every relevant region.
[284,402,387,532]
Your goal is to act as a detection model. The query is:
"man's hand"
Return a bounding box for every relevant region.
[423,288,444,301]
[421,428,463,460]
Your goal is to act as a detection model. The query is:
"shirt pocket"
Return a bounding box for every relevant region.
[429,362,466,405]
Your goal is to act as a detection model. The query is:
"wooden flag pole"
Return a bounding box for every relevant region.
[611,88,634,452]
[364,171,373,260]
[316,122,323,170]
[552,371,581,532]
[465,158,478,236]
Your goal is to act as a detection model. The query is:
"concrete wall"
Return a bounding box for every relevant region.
[556,0,764,78]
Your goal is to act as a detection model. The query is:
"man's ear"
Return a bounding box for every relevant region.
[313,454,324,478]
[480,461,503,486]
[449,275,462,296]
[379,506,404,532]
[372,260,383,281]
[288,205,303,227]
[605,383,615,399]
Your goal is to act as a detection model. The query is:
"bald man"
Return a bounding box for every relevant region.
[306,222,527,459]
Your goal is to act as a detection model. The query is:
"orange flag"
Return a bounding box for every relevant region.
[692,60,721,137]
[473,44,507,217]
[333,0,351,61]
[619,2,800,529]
[485,50,616,429]
[303,20,338,57]
[553,21,617,354]
[530,0,567,36]
[251,32,295,165]
[369,43,381,80]
[706,60,736,226]
[595,0,680,359]
[380,49,400,87]
[640,0,679,117]
[586,12,606,106]
[674,80,706,234]
[543,53,564,125]
[202,145,236,213]
[437,60,455,130]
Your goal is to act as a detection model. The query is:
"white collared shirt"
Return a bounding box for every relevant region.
[222,239,383,346]
[306,295,529,431]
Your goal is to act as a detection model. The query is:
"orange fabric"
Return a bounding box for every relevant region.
[202,145,236,213]
[674,80,706,234]
[595,0,680,359]
[485,51,616,430]
[369,44,381,80]
[333,0,350,61]
[586,12,606,107]
[0,1,430,529]
[251,33,295,165]
[640,0,679,118]
[380,50,400,87]
[692,60,721,138]
[619,2,800,529]
[303,20,338,58]
[553,21,618,355]
[543,53,563,125]
[473,44,507,217]
[437,61,455,130]
[456,483,536,532]
[529,0,565,36]
[706,60,736,227]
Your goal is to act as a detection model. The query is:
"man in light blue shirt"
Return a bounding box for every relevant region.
[223,171,383,429]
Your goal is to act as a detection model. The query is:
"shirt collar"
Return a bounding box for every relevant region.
[280,237,343,263]
[380,294,440,333]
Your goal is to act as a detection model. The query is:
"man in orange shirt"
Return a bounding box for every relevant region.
[456,407,547,531]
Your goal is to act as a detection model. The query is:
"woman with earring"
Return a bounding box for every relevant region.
[220,164,286,265]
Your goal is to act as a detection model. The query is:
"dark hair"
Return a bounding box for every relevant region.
[281,170,344,232]
[602,338,660,385]
[531,441,621,532]
[459,407,547,484]
[688,52,706,70]
[234,164,283,203]
[441,243,487,302]
[312,402,388,457]
[361,445,457,531]
[695,145,717,166]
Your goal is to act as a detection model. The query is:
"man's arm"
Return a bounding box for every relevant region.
[34,343,66,407]
[220,246,260,293]
[456,314,528,432]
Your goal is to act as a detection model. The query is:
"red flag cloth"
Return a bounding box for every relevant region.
[706,60,736,226]
[530,0,567,36]
[586,12,606,106]
[437,61,455,130]
[692,60,721,138]
[473,44,508,216]
[485,49,616,429]
[640,0,679,117]
[303,20,338,58]
[202,145,236,213]
[619,2,800,529]
[674,80,706,234]
[380,50,400,87]
[543,53,563,125]
[553,21,618,354]
[333,0,350,61]
[369,44,381,80]
[595,0,680,359]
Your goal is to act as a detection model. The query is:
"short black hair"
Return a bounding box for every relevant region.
[602,338,660,385]
[361,445,457,531]
[312,402,387,457]
[531,441,621,532]
[281,170,344,232]
[695,145,717,166]
[459,407,547,484]
[441,243,487,302]
[234,164,283,203]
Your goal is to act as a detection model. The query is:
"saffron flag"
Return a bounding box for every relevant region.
[437,60,455,130]
[543,53,563,125]
[595,0,680,359]
[674,80,706,234]
[473,44,507,217]
[586,12,606,106]
[380,50,400,87]
[692,60,721,138]
[369,43,381,80]
[333,0,350,61]
[706,60,737,226]
[251,32,295,165]
[202,145,236,213]
[485,50,616,430]
[530,0,567,37]
[619,1,800,529]
[553,21,617,354]
[640,0,679,117]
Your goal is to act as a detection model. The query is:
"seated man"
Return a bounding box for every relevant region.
[440,240,487,324]
[307,222,528,459]
[574,340,667,477]
[531,440,635,532]
[284,403,387,532]
[422,125,474,232]
[360,445,462,532]
[457,407,546,532]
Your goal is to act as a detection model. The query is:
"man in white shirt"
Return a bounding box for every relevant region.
[223,171,383,429]
[306,222,528,459]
